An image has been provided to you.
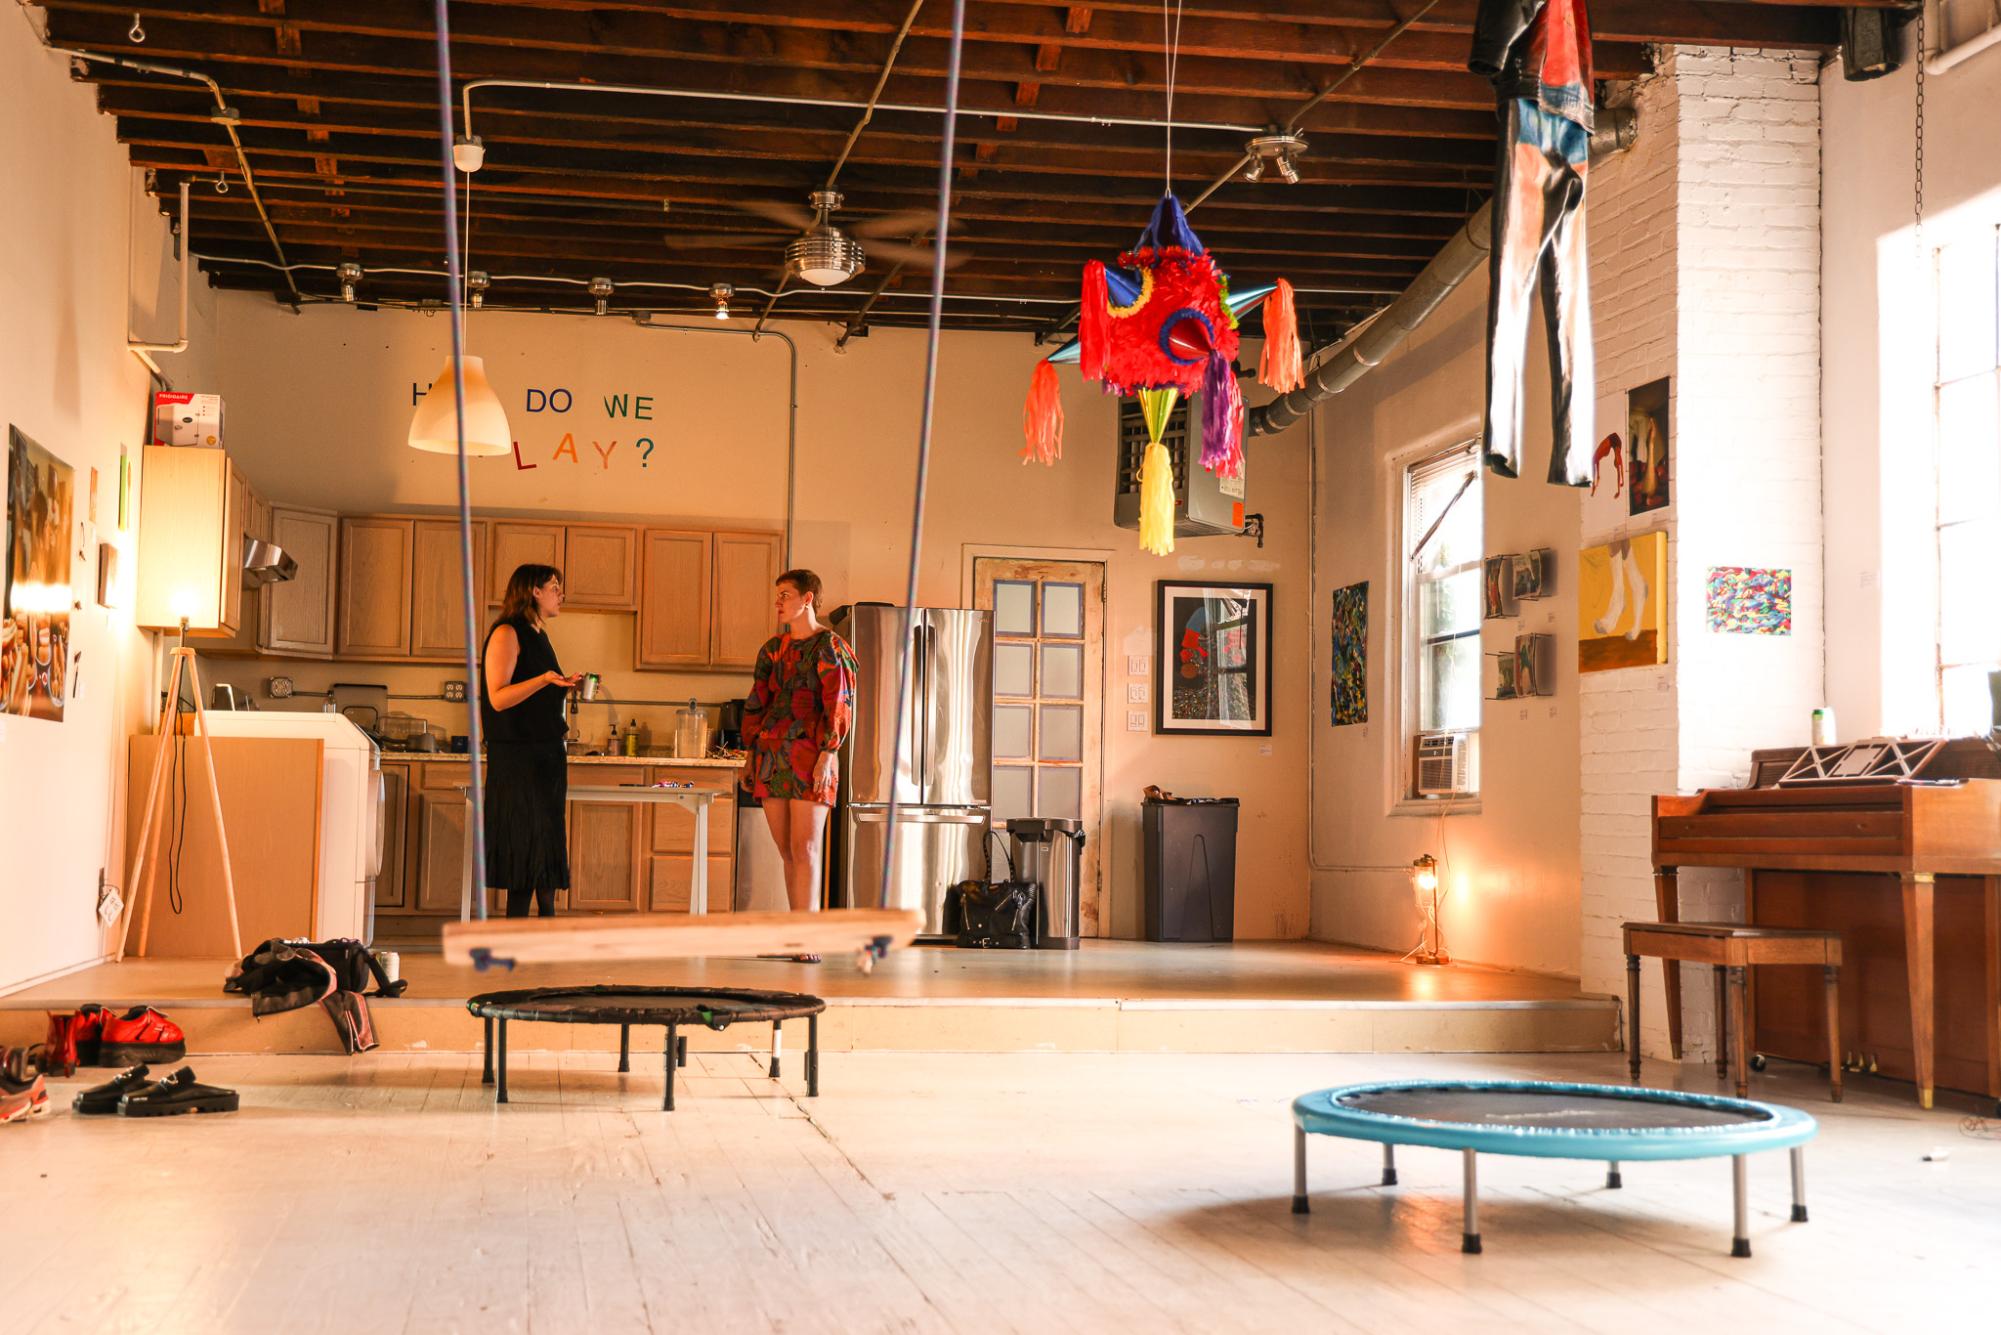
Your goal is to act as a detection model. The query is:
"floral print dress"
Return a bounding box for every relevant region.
[741,628,859,805]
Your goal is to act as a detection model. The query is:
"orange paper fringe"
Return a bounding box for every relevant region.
[1079,260,1109,383]
[1258,277,1303,393]
[1020,361,1064,466]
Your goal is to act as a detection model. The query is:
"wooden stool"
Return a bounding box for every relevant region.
[1622,922,1843,1102]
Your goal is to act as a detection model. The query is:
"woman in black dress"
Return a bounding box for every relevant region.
[480,563,582,917]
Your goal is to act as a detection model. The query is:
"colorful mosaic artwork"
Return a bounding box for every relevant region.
[1705,566,1792,636]
[1330,581,1367,726]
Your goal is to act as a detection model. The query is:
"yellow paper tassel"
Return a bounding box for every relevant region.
[1139,440,1177,555]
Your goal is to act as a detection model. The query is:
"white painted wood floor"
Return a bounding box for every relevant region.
[9,1050,1997,1333]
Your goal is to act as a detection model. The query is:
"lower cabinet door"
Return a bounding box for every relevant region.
[647,854,735,914]
[568,799,644,912]
[374,764,410,910]
[412,789,470,913]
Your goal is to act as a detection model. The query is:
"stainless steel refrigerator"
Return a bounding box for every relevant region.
[831,604,992,936]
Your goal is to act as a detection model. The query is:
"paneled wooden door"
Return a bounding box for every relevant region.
[972,557,1105,936]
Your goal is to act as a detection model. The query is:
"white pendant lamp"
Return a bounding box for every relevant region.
[408,355,513,455]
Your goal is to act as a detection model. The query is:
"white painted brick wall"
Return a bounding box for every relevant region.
[1580,47,1824,1061]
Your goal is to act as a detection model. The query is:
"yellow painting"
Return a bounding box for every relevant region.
[1577,530,1667,673]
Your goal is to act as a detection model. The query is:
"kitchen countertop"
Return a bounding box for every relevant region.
[381,752,745,769]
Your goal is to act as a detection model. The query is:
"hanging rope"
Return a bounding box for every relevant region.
[430,0,491,919]
[877,0,969,913]
[1161,0,1185,190]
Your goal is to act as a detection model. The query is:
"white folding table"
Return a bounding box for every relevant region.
[459,783,719,919]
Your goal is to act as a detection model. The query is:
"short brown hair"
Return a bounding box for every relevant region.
[776,568,822,605]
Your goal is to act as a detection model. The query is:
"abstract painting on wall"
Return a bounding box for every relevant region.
[1577,530,1667,673]
[4,426,76,720]
[1329,581,1367,726]
[1155,581,1272,735]
[1627,377,1670,516]
[1706,566,1792,635]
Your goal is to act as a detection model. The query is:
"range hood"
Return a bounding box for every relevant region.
[243,535,298,587]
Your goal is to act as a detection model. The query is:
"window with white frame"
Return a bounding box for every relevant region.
[1401,440,1482,797]
[1935,226,2001,736]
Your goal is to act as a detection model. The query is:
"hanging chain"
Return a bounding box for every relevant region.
[1914,1,1927,245]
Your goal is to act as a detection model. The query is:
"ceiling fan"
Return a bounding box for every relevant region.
[732,189,960,288]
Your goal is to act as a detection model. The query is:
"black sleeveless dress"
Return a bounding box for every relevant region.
[479,614,570,912]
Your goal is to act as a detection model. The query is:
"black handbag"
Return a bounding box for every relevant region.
[951,832,1037,950]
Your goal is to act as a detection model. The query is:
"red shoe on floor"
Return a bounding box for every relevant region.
[41,1004,113,1075]
[0,1047,50,1124]
[97,1007,187,1066]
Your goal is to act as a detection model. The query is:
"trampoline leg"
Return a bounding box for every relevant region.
[1789,1146,1808,1223]
[664,1025,677,1112]
[1731,1154,1751,1257]
[1381,1142,1398,1187]
[618,1023,630,1074]
[1461,1150,1482,1255]
[1606,1160,1623,1190]
[807,1013,820,1098]
[770,1022,783,1080]
[1291,1126,1309,1214]
[1626,954,1642,1083]
[496,1019,509,1105]
[481,1016,494,1086]
[677,1034,689,1069]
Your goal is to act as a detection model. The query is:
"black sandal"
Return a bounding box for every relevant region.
[75,1065,156,1116]
[117,1067,239,1117]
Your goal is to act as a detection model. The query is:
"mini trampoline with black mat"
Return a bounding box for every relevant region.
[1291,1079,1818,1256]
[468,986,826,1111]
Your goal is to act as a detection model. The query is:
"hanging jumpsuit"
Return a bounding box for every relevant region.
[1469,0,1596,488]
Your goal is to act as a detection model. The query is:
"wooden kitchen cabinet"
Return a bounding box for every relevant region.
[711,530,783,667]
[636,529,713,668]
[647,767,736,914]
[337,517,415,658]
[488,521,564,603]
[409,519,489,660]
[567,764,647,911]
[410,764,471,914]
[135,445,245,635]
[562,523,639,609]
[648,854,735,913]
[261,505,339,657]
[375,761,411,910]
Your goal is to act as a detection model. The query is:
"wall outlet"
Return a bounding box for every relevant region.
[266,675,294,699]
[1127,655,1149,676]
[1126,682,1149,704]
[1126,711,1148,732]
[443,680,467,702]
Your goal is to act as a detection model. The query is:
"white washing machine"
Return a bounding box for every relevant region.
[200,710,381,941]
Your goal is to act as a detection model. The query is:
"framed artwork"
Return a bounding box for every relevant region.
[1706,566,1792,635]
[1329,581,1367,726]
[1493,653,1518,700]
[1155,581,1272,736]
[1627,377,1670,516]
[1482,556,1509,620]
[1511,548,1552,599]
[1578,531,1668,673]
[4,426,76,721]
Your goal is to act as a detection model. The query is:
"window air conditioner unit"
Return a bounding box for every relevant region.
[1415,730,1476,797]
[1112,388,1246,538]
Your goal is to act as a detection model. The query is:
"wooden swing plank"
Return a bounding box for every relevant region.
[442,909,923,968]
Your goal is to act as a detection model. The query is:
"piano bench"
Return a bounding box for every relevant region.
[1622,921,1843,1103]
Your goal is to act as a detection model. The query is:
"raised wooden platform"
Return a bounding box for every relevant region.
[0,941,1617,1057]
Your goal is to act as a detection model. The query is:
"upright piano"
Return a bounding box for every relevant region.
[1652,738,2001,1111]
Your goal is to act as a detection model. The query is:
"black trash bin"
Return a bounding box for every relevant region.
[1142,797,1238,942]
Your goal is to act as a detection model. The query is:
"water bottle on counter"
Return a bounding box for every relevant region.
[1811,707,1836,747]
[674,698,709,759]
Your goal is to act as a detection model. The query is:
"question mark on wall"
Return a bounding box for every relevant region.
[638,437,655,468]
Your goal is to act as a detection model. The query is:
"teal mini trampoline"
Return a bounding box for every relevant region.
[1291,1079,1817,1257]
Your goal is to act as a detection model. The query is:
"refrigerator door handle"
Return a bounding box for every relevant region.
[915,619,931,796]
[850,807,990,826]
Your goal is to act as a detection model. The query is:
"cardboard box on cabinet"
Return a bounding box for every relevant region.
[151,391,225,448]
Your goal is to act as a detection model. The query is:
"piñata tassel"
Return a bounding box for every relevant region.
[1200,350,1244,479]
[1079,260,1110,383]
[1137,387,1179,556]
[1020,360,1064,466]
[1258,277,1303,393]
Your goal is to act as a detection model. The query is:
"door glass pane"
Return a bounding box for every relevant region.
[994,581,1037,636]
[994,642,1034,696]
[1038,704,1083,761]
[1039,644,1083,700]
[1042,582,1084,638]
[994,704,1032,759]
[994,766,1032,824]
[1038,766,1082,821]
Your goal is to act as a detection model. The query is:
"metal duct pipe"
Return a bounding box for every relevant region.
[128,178,190,378]
[1248,105,1638,439]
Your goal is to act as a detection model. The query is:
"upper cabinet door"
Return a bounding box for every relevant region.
[261,505,339,658]
[636,529,713,669]
[711,530,783,668]
[410,519,489,660]
[562,523,639,610]
[488,521,565,604]
[336,517,415,659]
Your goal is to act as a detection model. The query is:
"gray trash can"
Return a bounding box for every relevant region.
[1142,797,1238,942]
[1005,817,1086,950]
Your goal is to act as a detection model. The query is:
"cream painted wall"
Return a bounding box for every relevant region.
[1822,44,2001,738]
[0,15,219,993]
[200,293,1312,938]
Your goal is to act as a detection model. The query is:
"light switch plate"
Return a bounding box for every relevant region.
[1126,682,1149,704]
[1127,655,1149,676]
[1126,711,1148,732]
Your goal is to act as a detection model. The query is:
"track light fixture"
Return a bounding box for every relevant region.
[589,276,614,316]
[466,271,490,309]
[336,262,363,303]
[710,282,733,320]
[1242,129,1309,185]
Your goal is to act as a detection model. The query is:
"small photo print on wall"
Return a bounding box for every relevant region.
[1482,556,1509,619]
[1329,581,1367,726]
[1155,581,1272,736]
[1627,377,1670,516]
[1706,567,1792,635]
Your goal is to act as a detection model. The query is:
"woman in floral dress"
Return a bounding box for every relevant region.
[740,568,859,918]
